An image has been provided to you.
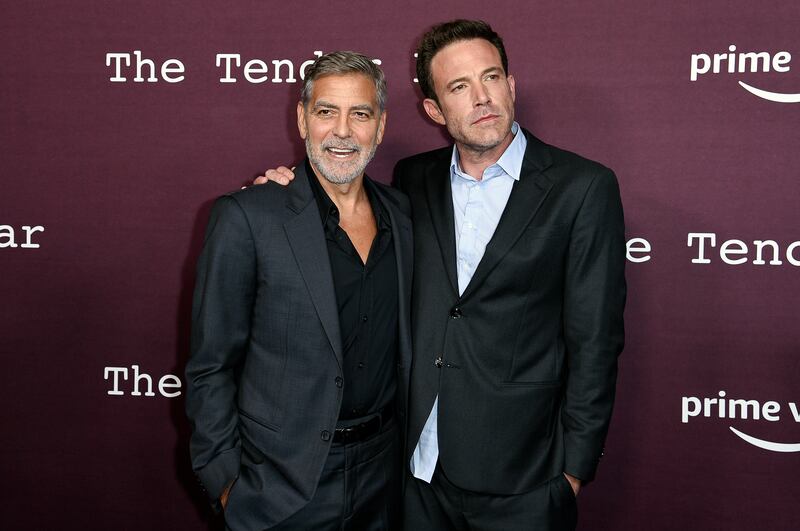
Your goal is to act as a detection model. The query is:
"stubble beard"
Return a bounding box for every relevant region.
[448,108,514,157]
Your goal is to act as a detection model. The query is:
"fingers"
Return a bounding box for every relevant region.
[250,165,296,187]
[277,166,295,180]
[220,482,233,509]
[263,169,290,185]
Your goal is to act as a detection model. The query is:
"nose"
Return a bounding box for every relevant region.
[473,82,491,106]
[333,113,351,138]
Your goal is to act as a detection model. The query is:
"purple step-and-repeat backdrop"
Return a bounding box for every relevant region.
[2,1,798,529]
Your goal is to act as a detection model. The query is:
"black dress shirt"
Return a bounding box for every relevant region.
[305,160,399,421]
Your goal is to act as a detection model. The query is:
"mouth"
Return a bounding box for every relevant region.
[472,114,499,125]
[325,147,359,158]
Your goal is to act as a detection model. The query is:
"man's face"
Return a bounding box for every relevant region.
[298,73,386,185]
[424,38,515,154]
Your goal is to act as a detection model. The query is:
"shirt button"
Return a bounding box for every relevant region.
[320,430,331,441]
[335,376,343,388]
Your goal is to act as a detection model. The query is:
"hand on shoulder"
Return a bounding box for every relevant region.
[253,166,295,186]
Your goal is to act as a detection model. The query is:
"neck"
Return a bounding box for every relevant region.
[311,167,369,214]
[455,129,515,180]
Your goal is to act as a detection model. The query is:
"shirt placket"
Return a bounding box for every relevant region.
[457,182,483,295]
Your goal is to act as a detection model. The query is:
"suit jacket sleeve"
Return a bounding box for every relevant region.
[185,195,256,503]
[562,168,626,482]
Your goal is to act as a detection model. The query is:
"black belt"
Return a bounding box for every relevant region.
[333,407,394,444]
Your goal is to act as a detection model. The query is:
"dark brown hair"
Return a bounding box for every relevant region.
[415,19,509,102]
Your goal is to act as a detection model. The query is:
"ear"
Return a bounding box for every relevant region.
[507,74,516,103]
[296,101,307,139]
[422,98,446,126]
[376,110,387,145]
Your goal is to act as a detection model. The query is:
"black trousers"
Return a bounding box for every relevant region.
[403,464,577,531]
[268,419,401,531]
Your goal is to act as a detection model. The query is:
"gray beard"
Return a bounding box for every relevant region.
[305,137,378,185]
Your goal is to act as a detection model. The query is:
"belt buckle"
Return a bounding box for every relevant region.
[335,412,384,444]
[343,425,361,442]
[339,425,357,443]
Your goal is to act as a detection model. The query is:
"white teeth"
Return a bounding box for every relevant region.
[327,148,356,158]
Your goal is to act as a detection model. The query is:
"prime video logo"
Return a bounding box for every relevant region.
[681,391,800,452]
[690,45,799,103]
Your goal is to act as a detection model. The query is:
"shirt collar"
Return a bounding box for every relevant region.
[449,121,527,183]
[304,158,390,231]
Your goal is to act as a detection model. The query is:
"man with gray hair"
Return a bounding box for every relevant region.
[185,51,413,530]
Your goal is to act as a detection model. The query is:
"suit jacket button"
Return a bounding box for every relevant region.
[335,376,343,388]
[435,356,443,368]
[321,430,331,441]
[449,307,462,319]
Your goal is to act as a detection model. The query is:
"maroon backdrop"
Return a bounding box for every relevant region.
[2,1,798,529]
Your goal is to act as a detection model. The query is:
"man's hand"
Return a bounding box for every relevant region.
[564,473,581,496]
[254,166,296,186]
[220,480,235,510]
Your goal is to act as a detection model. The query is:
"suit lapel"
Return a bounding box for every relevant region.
[371,183,414,403]
[459,131,555,301]
[283,165,343,369]
[424,153,459,296]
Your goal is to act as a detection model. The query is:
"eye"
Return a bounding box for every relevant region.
[485,74,500,81]
[316,109,334,117]
[353,111,371,120]
[452,83,467,93]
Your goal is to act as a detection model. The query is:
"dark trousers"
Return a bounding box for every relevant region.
[403,464,577,531]
[269,419,401,531]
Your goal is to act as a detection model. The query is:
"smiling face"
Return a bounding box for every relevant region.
[423,38,516,157]
[298,73,386,185]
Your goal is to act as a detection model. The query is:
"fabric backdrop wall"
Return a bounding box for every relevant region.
[2,1,798,529]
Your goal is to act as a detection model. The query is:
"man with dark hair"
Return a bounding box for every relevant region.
[260,20,626,531]
[185,51,412,531]
[414,19,508,105]
[396,20,625,531]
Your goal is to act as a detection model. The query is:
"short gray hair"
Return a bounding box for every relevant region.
[301,51,387,113]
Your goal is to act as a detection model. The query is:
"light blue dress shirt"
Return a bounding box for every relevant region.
[410,122,528,482]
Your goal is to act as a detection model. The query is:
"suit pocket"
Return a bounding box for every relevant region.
[549,473,578,511]
[239,407,281,432]
[506,340,565,384]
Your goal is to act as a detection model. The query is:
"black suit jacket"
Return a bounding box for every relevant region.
[394,129,625,495]
[185,163,413,530]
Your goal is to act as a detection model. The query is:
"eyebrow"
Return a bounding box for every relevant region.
[446,66,503,90]
[349,104,376,113]
[312,100,376,113]
[312,100,340,111]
